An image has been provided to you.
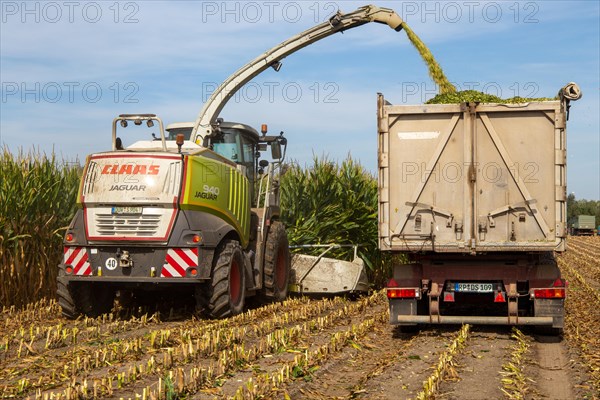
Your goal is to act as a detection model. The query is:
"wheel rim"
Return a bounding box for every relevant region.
[230,258,242,306]
[275,247,287,290]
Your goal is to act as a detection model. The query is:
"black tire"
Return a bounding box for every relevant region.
[260,221,290,302]
[202,240,246,318]
[57,274,115,319]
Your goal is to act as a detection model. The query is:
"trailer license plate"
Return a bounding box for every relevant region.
[112,206,142,215]
[454,283,494,293]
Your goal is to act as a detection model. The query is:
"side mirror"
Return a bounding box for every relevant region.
[271,142,281,159]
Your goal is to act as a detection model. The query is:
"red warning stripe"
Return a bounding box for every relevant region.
[161,248,198,278]
[63,247,92,276]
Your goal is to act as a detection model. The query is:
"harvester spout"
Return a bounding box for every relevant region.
[191,4,405,141]
[367,6,404,31]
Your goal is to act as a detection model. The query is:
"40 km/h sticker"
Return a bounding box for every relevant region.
[105,257,118,270]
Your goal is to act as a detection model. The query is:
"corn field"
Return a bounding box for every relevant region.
[1,153,388,308]
[1,242,598,400]
[0,149,80,308]
[280,157,394,286]
[1,150,599,399]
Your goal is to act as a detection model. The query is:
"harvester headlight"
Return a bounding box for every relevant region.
[120,120,128,128]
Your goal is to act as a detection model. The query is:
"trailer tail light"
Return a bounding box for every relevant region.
[533,288,566,299]
[387,288,419,299]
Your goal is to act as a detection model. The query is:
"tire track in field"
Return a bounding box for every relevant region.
[438,327,511,400]
[350,326,461,399]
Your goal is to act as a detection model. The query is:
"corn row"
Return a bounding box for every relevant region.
[558,258,600,304]
[128,292,385,400]
[499,328,531,399]
[232,310,389,400]
[563,243,600,284]
[559,251,600,392]
[415,324,471,400]
[0,296,335,387]
[566,241,600,260]
[569,236,600,254]
[0,299,62,327]
[10,293,383,398]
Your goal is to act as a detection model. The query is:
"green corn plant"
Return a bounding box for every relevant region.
[280,156,395,287]
[0,148,81,307]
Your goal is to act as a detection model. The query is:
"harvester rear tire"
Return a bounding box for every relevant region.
[57,273,115,319]
[202,240,246,318]
[260,221,290,302]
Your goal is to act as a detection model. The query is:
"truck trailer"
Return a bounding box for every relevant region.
[569,215,596,236]
[379,83,582,334]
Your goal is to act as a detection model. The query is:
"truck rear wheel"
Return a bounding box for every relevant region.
[261,221,290,302]
[57,274,115,319]
[202,240,246,318]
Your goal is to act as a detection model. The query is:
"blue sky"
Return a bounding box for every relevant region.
[1,1,599,199]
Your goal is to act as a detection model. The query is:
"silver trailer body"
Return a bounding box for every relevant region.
[378,96,568,254]
[378,84,581,331]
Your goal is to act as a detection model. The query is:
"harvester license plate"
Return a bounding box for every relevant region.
[112,206,142,215]
[454,283,493,293]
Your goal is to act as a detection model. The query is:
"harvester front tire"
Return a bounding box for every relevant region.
[261,221,290,302]
[57,273,115,319]
[204,240,246,318]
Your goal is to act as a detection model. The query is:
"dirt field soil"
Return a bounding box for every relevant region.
[1,236,599,399]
